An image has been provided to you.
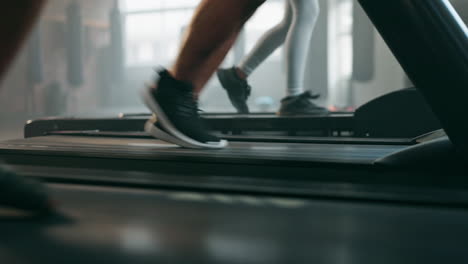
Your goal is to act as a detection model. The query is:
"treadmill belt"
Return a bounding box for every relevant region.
[0,136,405,165]
[2,183,468,264]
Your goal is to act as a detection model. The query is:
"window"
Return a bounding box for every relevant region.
[121,0,285,68]
[121,0,287,112]
[243,0,284,61]
[121,0,197,66]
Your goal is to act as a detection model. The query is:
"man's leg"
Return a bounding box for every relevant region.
[143,0,265,149]
[0,0,46,83]
[0,0,52,214]
[218,1,293,113]
[170,0,266,95]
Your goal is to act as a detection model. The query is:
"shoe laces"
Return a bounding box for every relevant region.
[301,91,321,100]
[178,92,200,118]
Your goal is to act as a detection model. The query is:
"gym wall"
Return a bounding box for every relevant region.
[0,0,116,139]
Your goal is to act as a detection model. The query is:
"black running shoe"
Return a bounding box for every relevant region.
[144,115,201,149]
[0,165,53,214]
[278,91,329,116]
[217,67,251,114]
[142,70,228,149]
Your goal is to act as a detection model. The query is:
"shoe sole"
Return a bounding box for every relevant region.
[141,86,228,149]
[217,70,250,114]
[145,119,205,149]
[277,111,330,117]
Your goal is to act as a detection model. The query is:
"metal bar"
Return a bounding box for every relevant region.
[122,7,196,16]
[358,0,468,159]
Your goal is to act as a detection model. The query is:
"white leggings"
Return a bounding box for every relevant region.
[238,0,320,96]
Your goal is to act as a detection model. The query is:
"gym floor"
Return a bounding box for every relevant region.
[3,183,468,264]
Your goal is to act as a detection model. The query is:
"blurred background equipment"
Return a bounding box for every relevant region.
[66,0,84,88]
[109,0,124,86]
[0,0,466,140]
[26,25,44,112]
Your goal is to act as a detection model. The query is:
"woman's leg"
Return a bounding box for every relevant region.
[285,0,320,96]
[237,1,293,78]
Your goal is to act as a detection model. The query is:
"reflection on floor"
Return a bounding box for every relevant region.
[2,183,468,264]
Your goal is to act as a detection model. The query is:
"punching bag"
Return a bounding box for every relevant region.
[109,0,124,84]
[27,25,43,85]
[66,1,84,87]
[352,2,375,82]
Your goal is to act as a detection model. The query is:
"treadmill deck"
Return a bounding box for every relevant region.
[0,135,404,165]
[0,135,464,206]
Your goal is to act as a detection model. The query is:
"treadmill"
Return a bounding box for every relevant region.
[22,87,442,140]
[1,1,467,263]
